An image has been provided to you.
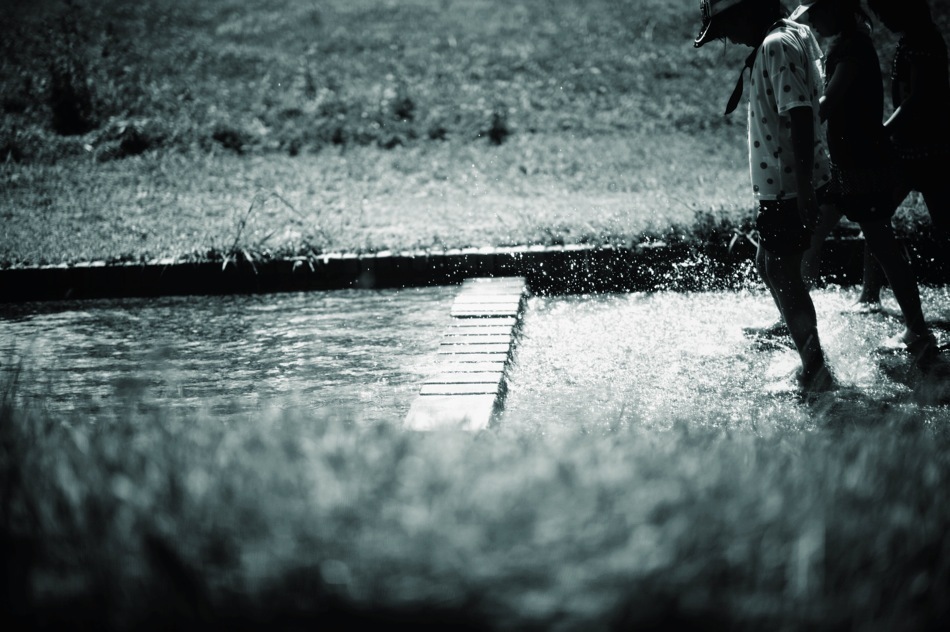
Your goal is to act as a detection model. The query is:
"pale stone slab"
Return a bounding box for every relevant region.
[443,325,513,336]
[421,382,502,396]
[451,306,522,318]
[405,277,525,432]
[462,277,526,288]
[439,335,512,345]
[435,352,509,363]
[438,362,507,373]
[462,279,525,286]
[404,395,496,431]
[425,372,504,385]
[438,343,511,354]
[452,299,522,309]
[450,317,517,328]
[453,293,524,303]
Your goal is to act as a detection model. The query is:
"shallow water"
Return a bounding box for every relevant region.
[0,288,455,423]
[503,286,950,434]
[3,285,949,431]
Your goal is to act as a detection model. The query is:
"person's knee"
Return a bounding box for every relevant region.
[860,220,897,250]
[766,251,809,289]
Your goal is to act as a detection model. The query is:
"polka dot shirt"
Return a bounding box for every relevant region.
[748,21,831,201]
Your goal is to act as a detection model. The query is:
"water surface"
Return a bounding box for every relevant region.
[0,288,455,423]
[504,287,950,434]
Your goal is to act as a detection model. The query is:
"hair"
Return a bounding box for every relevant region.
[867,0,934,27]
[826,0,872,34]
[710,0,785,42]
[728,0,785,23]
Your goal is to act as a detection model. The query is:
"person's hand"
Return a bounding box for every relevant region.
[797,185,819,230]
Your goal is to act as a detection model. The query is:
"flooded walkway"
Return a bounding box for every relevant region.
[1,285,948,431]
[0,288,454,423]
[503,287,950,434]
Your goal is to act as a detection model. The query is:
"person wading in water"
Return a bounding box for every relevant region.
[694,0,836,393]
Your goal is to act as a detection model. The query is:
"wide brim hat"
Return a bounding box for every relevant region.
[694,0,751,47]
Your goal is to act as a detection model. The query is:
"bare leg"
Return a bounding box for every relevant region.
[801,203,842,287]
[921,185,950,237]
[761,245,831,386]
[860,177,914,305]
[860,219,928,338]
[921,184,950,281]
[857,243,887,305]
[753,244,788,335]
[756,244,781,311]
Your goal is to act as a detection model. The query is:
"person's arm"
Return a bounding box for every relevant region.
[789,106,819,229]
[819,59,856,122]
[884,62,921,138]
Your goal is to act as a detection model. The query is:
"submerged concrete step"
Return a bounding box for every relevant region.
[438,362,507,373]
[420,382,503,396]
[451,305,523,318]
[404,395,497,432]
[425,372,504,385]
[449,317,518,328]
[439,335,512,345]
[405,276,528,431]
[443,325,514,337]
[453,290,525,300]
[438,343,512,355]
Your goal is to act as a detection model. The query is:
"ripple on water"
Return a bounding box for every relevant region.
[503,287,950,434]
[0,288,455,424]
[3,285,948,432]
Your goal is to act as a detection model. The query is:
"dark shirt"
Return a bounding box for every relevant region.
[891,24,950,150]
[824,30,890,168]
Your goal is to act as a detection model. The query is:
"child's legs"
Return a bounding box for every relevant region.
[909,155,950,238]
[920,184,950,241]
[755,198,813,328]
[903,158,949,278]
[801,203,842,287]
[860,219,928,336]
[762,248,825,371]
[755,243,783,315]
[858,242,888,304]
[846,168,912,304]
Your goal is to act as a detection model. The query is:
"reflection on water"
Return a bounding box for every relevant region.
[504,287,950,434]
[4,284,949,432]
[0,288,455,423]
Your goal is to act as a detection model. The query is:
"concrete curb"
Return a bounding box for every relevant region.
[0,238,946,303]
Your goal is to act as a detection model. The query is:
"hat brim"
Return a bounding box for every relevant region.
[694,21,718,48]
[693,0,750,48]
[789,3,816,22]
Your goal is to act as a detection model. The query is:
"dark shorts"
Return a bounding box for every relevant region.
[824,162,900,224]
[755,186,830,256]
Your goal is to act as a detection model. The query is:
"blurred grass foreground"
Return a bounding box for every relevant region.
[3,369,950,630]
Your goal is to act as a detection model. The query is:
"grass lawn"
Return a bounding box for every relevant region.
[1,0,942,266]
[1,133,754,265]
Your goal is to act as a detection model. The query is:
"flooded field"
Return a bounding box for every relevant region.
[0,287,455,423]
[504,287,950,434]
[2,284,949,432]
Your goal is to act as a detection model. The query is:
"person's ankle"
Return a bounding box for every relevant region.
[797,362,836,392]
[901,327,933,347]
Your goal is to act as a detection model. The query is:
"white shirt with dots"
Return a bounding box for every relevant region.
[748,20,832,201]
